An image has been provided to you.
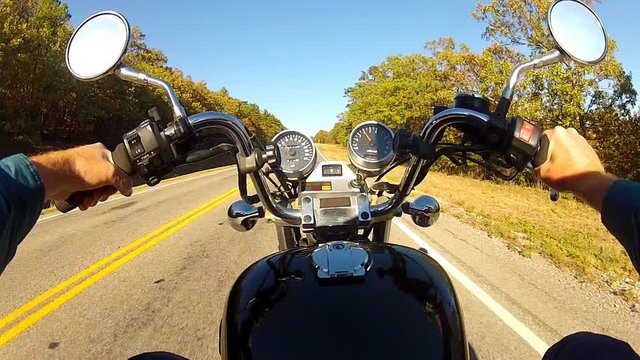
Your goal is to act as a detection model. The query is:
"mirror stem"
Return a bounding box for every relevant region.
[495,49,563,119]
[115,64,187,121]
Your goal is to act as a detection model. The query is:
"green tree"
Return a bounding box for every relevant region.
[0,0,285,156]
[0,0,73,146]
[331,0,639,179]
[471,0,633,133]
[313,129,333,143]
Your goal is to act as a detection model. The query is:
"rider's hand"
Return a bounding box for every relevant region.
[30,143,133,210]
[534,126,616,212]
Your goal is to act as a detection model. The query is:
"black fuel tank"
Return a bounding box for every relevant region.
[220,242,468,360]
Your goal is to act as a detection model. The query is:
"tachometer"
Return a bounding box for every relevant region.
[348,121,394,174]
[272,130,317,180]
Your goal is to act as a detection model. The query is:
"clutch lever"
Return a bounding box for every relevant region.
[370,181,399,195]
[185,143,237,163]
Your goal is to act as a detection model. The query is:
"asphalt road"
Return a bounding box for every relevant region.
[0,153,638,359]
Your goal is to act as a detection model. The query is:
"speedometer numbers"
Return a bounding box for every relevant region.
[272,130,317,180]
[348,121,394,175]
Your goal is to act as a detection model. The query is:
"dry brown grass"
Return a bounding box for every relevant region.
[318,144,640,301]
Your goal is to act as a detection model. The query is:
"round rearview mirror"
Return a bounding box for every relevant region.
[66,11,130,81]
[548,0,608,65]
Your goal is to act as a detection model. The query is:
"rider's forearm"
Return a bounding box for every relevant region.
[601,179,640,274]
[0,154,45,274]
[29,150,69,200]
[571,172,617,213]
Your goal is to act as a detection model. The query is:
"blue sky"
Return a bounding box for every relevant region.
[62,1,639,136]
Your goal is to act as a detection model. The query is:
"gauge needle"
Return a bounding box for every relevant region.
[364,132,372,141]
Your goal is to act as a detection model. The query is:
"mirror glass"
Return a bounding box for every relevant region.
[548,0,607,65]
[66,12,130,80]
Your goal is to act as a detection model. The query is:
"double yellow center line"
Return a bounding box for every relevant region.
[0,187,239,347]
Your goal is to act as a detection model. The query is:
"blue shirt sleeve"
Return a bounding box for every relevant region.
[0,154,45,274]
[601,179,640,274]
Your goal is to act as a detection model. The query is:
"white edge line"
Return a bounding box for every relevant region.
[316,148,328,162]
[37,167,235,223]
[392,218,550,356]
[318,146,549,355]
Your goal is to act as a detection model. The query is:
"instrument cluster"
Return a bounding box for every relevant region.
[272,130,317,180]
[272,121,395,182]
[347,121,395,175]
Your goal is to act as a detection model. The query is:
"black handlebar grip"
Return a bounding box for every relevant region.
[53,143,134,213]
[532,133,550,168]
[53,191,92,213]
[111,143,134,175]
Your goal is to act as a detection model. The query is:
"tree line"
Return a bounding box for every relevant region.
[0,0,285,157]
[316,0,640,181]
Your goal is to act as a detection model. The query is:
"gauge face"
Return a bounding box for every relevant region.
[272,130,317,180]
[348,121,394,173]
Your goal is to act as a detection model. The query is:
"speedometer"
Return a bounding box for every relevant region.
[348,121,394,174]
[272,130,317,180]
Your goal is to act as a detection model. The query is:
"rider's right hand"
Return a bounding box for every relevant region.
[534,126,616,212]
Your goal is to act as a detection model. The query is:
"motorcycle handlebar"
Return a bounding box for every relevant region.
[371,108,492,219]
[55,108,546,219]
[53,143,134,213]
[186,112,302,225]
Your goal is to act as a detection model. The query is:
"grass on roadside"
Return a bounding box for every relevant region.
[317,143,640,302]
